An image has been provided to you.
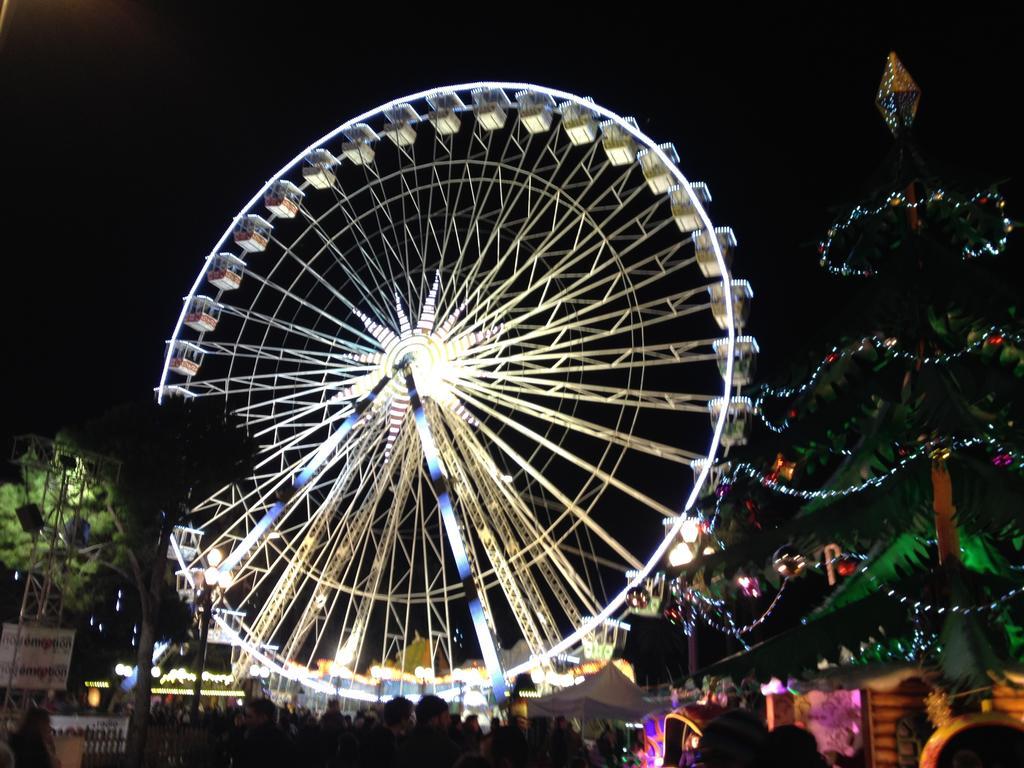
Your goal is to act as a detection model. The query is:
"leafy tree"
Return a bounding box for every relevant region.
[65,397,255,767]
[0,454,115,614]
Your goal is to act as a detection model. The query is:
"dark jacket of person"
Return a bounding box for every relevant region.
[8,731,56,768]
[236,721,292,768]
[358,723,399,768]
[393,725,461,768]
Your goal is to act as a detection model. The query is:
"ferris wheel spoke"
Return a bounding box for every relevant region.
[452,377,698,463]
[236,268,383,353]
[236,433,390,665]
[202,420,377,591]
[297,209,396,325]
[232,429,395,674]
[438,407,599,631]
[455,397,644,571]
[214,374,390,576]
[454,161,651,337]
[358,163,412,312]
[330,427,420,671]
[447,129,582,331]
[468,232,697,359]
[441,126,549,327]
[442,403,627,607]
[474,293,712,369]
[458,373,712,417]
[466,338,715,370]
[458,191,632,339]
[368,156,419,313]
[195,340,360,369]
[429,403,559,654]
[446,123,531,290]
[398,141,431,314]
[319,183,407,324]
[460,386,680,521]
[268,209,402,326]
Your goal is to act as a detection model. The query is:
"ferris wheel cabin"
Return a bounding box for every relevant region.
[184,295,222,333]
[709,279,753,331]
[559,102,599,145]
[707,396,753,448]
[471,88,512,131]
[427,92,466,136]
[713,336,760,386]
[639,143,681,195]
[601,120,639,166]
[207,253,245,291]
[382,104,420,147]
[694,227,737,278]
[670,183,712,233]
[167,340,206,377]
[341,124,379,165]
[264,180,305,219]
[233,215,273,253]
[690,457,731,499]
[302,148,339,189]
[515,91,557,134]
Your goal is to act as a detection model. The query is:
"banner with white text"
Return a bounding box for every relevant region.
[0,623,75,690]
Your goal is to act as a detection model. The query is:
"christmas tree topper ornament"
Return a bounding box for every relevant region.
[876,52,921,136]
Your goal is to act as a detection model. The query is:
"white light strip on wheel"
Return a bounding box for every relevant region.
[212,615,379,704]
[159,81,735,679]
[406,368,508,701]
[219,374,390,574]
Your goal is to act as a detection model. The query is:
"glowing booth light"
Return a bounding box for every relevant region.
[668,542,694,568]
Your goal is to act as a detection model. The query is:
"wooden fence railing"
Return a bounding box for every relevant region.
[2,722,216,768]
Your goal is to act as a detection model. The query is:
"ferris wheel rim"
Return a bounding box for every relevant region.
[159,80,737,686]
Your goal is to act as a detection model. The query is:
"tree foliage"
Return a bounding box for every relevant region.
[673,130,1024,690]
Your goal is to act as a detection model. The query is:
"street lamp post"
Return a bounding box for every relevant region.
[190,550,226,720]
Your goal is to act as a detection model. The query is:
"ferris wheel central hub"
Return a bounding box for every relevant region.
[336,278,499,458]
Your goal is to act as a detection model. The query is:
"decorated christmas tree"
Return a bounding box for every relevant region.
[666,53,1024,692]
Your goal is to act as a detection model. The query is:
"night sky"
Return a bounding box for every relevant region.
[3,4,1018,454]
[1,3,1021,677]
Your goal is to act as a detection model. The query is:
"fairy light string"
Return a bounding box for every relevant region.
[688,580,789,638]
[754,327,1024,433]
[723,437,989,502]
[818,189,1012,277]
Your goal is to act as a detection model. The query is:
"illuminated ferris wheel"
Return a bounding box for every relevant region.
[158,83,753,700]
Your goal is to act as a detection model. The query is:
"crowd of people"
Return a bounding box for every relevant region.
[0,695,850,768]
[221,694,534,768]
[215,697,838,768]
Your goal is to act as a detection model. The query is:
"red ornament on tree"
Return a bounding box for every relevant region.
[987,335,1005,346]
[744,498,761,529]
[787,409,798,420]
[826,352,839,364]
[836,557,858,578]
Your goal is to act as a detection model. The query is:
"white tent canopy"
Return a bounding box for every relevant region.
[526,662,653,721]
